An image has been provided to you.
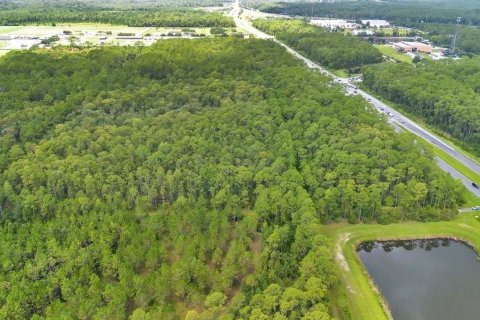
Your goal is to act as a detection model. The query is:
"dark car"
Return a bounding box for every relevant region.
[472,182,479,189]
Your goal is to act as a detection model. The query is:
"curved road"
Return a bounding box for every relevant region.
[231,1,480,199]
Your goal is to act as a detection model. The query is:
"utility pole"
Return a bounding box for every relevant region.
[452,17,461,53]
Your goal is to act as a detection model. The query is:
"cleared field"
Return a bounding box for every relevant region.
[375,44,412,63]
[0,25,232,38]
[0,26,25,34]
[325,211,480,320]
[378,27,410,36]
[0,24,150,37]
[0,24,237,50]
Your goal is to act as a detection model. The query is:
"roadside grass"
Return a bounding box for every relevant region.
[324,211,480,320]
[331,69,363,78]
[374,44,412,64]
[463,190,480,207]
[332,69,349,78]
[431,145,480,185]
[411,138,480,207]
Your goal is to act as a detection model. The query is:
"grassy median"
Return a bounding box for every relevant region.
[431,145,480,184]
[426,142,480,207]
[325,211,480,320]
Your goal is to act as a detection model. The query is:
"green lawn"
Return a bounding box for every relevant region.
[332,69,349,78]
[463,190,480,207]
[378,27,409,36]
[374,44,412,64]
[325,211,480,320]
[0,26,24,35]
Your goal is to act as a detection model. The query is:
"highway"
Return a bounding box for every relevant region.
[231,0,480,200]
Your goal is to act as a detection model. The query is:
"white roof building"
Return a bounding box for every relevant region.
[311,19,359,30]
[353,30,375,36]
[361,20,390,28]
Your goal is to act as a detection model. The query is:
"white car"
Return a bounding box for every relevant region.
[472,206,480,211]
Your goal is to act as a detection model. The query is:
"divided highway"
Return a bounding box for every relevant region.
[231,1,480,199]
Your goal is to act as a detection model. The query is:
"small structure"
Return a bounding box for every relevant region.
[362,20,390,28]
[393,41,433,53]
[353,29,375,36]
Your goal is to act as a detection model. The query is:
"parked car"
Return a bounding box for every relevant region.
[472,206,480,211]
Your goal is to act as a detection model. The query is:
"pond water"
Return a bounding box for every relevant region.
[357,239,480,320]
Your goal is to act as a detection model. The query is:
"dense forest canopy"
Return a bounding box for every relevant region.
[363,58,480,155]
[0,7,234,27]
[0,37,465,318]
[253,19,383,69]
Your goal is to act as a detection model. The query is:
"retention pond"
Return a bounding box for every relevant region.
[357,238,480,320]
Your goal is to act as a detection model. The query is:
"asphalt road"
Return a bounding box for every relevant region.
[231,1,480,200]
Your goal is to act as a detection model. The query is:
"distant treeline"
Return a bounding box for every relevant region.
[0,8,235,27]
[0,0,225,9]
[253,19,383,69]
[259,2,480,26]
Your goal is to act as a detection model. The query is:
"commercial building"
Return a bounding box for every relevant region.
[361,20,390,28]
[393,41,433,53]
[311,19,359,30]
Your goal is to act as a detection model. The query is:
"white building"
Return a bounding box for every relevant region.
[361,20,390,28]
[311,19,359,30]
[393,41,433,53]
[353,30,375,36]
